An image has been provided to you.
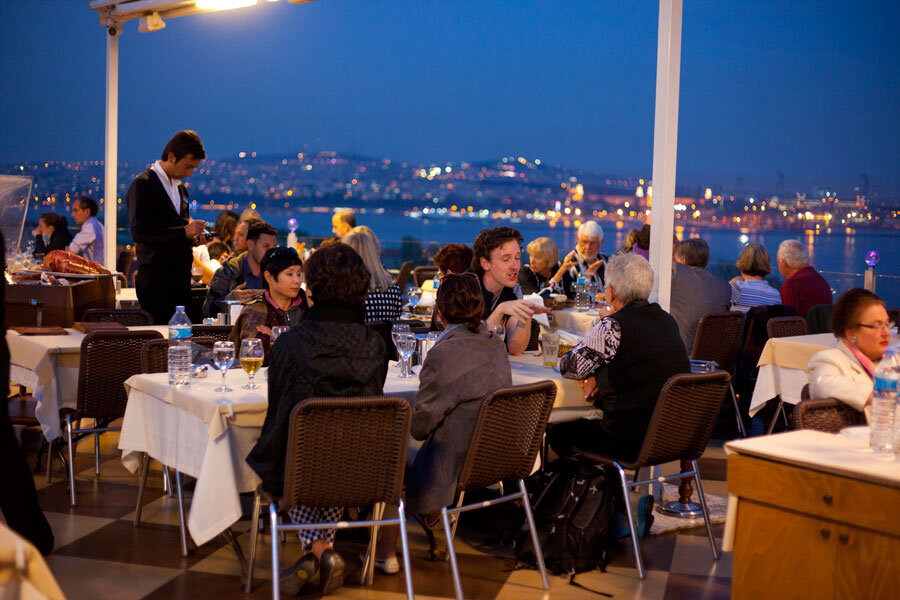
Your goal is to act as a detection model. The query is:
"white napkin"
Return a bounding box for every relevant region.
[558,330,583,346]
[523,293,550,326]
[417,289,436,307]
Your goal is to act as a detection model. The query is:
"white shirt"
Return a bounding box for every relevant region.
[151,160,183,213]
[67,216,104,264]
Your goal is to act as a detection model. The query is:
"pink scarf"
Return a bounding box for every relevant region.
[843,339,876,380]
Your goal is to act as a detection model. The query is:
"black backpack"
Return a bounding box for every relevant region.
[514,456,617,576]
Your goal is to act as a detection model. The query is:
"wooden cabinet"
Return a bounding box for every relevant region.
[729,453,900,600]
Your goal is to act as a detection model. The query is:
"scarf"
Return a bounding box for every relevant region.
[843,339,876,380]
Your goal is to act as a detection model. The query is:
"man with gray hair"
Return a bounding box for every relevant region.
[777,239,832,317]
[549,253,690,464]
[553,220,609,298]
[669,237,731,354]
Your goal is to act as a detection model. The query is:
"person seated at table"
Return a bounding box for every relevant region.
[777,239,833,318]
[614,229,639,256]
[557,221,609,298]
[669,238,731,354]
[203,220,277,317]
[331,210,356,239]
[211,210,239,250]
[343,227,402,323]
[808,288,890,422]
[434,243,473,277]
[374,272,512,572]
[729,243,782,312]
[548,253,690,462]
[231,217,257,255]
[229,246,306,364]
[518,236,564,296]
[32,213,72,258]
[471,227,550,356]
[246,243,387,596]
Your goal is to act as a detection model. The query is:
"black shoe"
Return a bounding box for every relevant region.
[319,549,346,595]
[279,553,318,596]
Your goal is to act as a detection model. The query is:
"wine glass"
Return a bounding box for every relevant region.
[240,338,264,390]
[407,288,422,311]
[394,333,417,378]
[391,323,411,368]
[487,323,505,339]
[271,325,291,341]
[213,341,235,393]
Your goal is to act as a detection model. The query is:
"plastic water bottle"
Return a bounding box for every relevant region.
[870,348,898,453]
[575,273,590,312]
[168,305,193,388]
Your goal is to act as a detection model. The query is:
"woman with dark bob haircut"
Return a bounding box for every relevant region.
[373,273,512,572]
[246,243,387,596]
[808,288,891,421]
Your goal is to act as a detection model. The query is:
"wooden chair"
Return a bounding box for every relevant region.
[81,308,153,326]
[244,396,414,599]
[576,371,732,579]
[691,312,747,436]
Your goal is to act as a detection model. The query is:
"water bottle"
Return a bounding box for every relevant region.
[433,270,442,290]
[168,305,193,387]
[575,273,590,312]
[870,348,898,453]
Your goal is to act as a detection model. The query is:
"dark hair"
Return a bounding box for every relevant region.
[832,288,885,338]
[207,242,229,261]
[471,227,523,276]
[635,224,651,250]
[213,211,239,244]
[76,196,98,217]
[161,130,206,162]
[247,221,277,243]
[434,243,474,274]
[40,212,63,229]
[304,243,370,306]
[436,273,484,333]
[260,246,302,290]
[675,238,710,268]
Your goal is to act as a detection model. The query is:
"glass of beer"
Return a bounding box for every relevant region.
[240,338,264,390]
[541,332,560,367]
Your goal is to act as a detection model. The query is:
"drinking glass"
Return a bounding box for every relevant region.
[213,341,235,393]
[408,287,422,310]
[391,323,411,368]
[272,325,291,341]
[394,333,417,378]
[240,338,264,389]
[541,332,560,367]
[487,323,505,339]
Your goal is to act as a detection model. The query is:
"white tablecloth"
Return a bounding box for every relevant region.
[115,287,139,308]
[748,333,835,417]
[552,307,606,335]
[7,325,169,440]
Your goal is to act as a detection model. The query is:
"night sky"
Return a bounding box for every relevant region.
[1,0,898,194]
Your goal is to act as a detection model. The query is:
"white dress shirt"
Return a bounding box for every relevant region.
[67,215,104,264]
[151,160,183,213]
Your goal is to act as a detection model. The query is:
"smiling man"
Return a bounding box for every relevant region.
[125,130,209,324]
[556,221,609,299]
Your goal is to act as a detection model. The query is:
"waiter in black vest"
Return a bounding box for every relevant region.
[125,130,209,324]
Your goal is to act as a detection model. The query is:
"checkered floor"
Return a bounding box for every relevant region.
[19,428,732,599]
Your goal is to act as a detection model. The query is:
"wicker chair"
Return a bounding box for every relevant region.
[139,337,218,374]
[691,312,746,436]
[63,329,163,506]
[395,260,414,291]
[888,308,900,329]
[244,396,414,599]
[412,265,438,288]
[766,316,808,339]
[575,371,731,579]
[439,381,557,600]
[81,308,153,326]
[191,324,232,341]
[791,397,865,433]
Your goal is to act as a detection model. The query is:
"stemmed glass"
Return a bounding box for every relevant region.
[240,338,264,390]
[391,323,411,368]
[212,341,235,393]
[394,333,417,378]
[407,288,422,311]
[487,323,505,339]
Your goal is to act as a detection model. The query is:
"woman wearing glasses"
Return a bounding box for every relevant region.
[808,288,893,421]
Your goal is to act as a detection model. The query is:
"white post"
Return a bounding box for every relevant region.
[648,0,683,312]
[103,26,120,271]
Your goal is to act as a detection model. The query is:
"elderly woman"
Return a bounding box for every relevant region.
[808,288,891,422]
[32,213,72,257]
[729,243,782,312]
[518,237,565,296]
[343,227,402,323]
[548,253,690,461]
[229,246,306,363]
[246,243,387,596]
[554,221,609,298]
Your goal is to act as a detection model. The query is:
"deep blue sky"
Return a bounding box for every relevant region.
[1,0,898,194]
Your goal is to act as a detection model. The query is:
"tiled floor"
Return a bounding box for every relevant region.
[18,428,733,599]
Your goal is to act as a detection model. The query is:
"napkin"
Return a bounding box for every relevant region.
[558,330,583,346]
[417,289,436,307]
[523,293,550,326]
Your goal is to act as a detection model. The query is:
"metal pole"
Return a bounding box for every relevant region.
[648,0,683,313]
[103,25,120,271]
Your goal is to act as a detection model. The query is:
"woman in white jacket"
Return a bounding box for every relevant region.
[807,288,892,421]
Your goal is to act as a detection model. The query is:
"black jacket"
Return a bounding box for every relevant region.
[124,168,192,275]
[33,228,72,258]
[245,303,388,495]
[203,252,248,317]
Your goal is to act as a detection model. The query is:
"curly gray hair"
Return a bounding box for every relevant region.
[605,253,653,304]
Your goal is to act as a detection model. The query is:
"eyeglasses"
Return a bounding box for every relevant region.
[856,321,891,331]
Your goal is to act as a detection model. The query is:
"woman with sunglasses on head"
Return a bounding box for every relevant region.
[808,288,892,421]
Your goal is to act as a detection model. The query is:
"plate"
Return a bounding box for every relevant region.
[839,425,869,442]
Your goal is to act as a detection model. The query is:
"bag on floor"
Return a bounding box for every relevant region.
[513,456,617,576]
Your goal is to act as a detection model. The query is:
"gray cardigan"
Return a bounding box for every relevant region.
[406,323,512,514]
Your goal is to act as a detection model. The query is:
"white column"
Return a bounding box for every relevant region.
[103,27,120,270]
[648,0,683,312]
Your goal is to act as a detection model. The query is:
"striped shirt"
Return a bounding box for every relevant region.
[730,278,782,312]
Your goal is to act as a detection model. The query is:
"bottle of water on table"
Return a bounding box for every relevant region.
[575,273,590,312]
[168,305,193,388]
[870,348,898,453]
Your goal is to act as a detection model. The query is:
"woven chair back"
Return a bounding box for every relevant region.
[631,371,731,468]
[456,380,556,492]
[140,337,217,374]
[76,330,163,419]
[791,398,866,433]
[395,261,414,291]
[81,308,153,326]
[281,396,411,509]
[888,308,900,329]
[691,312,745,377]
[191,325,232,341]
[412,266,438,288]
[766,316,808,339]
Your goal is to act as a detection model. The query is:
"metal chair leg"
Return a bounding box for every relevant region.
[518,479,550,590]
[278,515,286,543]
[361,502,385,585]
[766,398,785,434]
[66,415,77,507]
[162,465,174,498]
[93,431,101,475]
[615,462,645,579]
[731,385,747,437]
[45,439,53,483]
[441,506,465,600]
[269,503,280,600]
[244,490,262,593]
[134,452,150,527]
[692,460,720,561]
[397,500,415,600]
[174,470,189,556]
[443,491,465,561]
